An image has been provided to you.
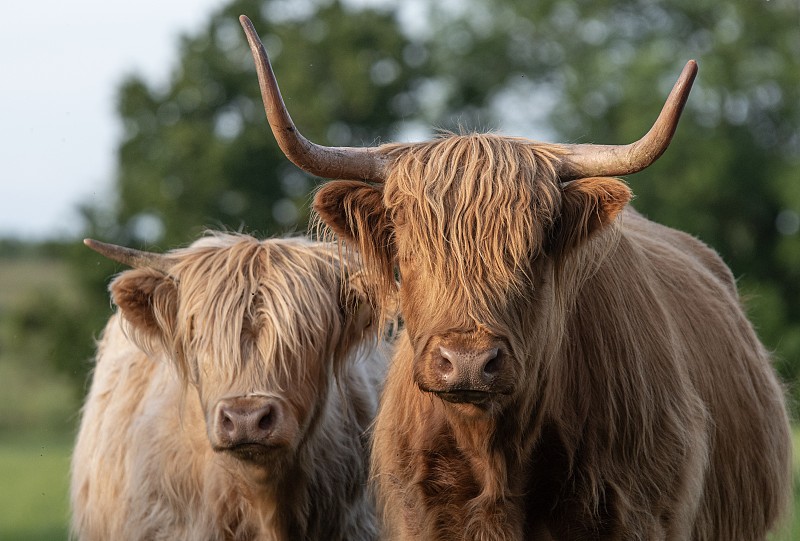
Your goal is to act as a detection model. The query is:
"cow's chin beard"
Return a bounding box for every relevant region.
[418,385,510,418]
[431,389,496,406]
[213,443,295,476]
[221,442,282,463]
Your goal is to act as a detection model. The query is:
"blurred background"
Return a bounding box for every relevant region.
[1,0,798,538]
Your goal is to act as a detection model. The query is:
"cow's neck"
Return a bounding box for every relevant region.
[429,320,561,536]
[263,382,372,540]
[265,472,311,540]
[380,337,550,538]
[410,396,528,537]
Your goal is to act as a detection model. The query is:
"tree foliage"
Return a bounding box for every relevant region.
[110,0,433,247]
[20,0,800,410]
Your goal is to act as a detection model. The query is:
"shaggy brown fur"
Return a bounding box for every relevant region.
[314,133,792,540]
[71,233,386,540]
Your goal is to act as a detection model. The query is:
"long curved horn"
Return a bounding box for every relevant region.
[558,60,698,180]
[84,239,174,275]
[239,15,388,182]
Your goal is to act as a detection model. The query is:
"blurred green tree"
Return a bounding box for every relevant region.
[111,0,434,247]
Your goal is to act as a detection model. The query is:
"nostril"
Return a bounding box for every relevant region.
[482,349,501,376]
[257,407,274,432]
[434,355,454,376]
[220,411,235,433]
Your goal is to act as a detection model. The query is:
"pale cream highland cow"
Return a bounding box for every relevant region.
[71,233,386,540]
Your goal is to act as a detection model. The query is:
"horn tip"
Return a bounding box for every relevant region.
[239,14,254,33]
[84,238,113,257]
[239,15,262,50]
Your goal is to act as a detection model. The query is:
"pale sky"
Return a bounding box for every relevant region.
[0,0,554,241]
[0,0,228,240]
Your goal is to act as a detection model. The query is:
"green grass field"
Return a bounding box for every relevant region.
[0,431,72,541]
[0,257,73,309]
[0,254,78,540]
[777,428,800,540]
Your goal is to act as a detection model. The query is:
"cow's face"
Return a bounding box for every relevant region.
[315,135,630,413]
[109,236,372,469]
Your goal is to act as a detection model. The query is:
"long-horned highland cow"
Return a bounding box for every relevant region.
[240,15,792,541]
[71,233,385,540]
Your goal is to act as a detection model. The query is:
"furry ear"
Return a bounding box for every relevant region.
[348,279,375,336]
[314,180,396,305]
[552,177,632,254]
[109,268,178,347]
[328,270,377,372]
[313,180,389,245]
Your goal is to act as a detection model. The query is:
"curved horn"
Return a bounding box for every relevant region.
[559,60,698,180]
[239,15,387,182]
[84,238,174,275]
